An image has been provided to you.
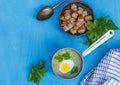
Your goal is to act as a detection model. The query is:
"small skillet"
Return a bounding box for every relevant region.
[52,30,115,79]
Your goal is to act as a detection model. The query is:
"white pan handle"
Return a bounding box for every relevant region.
[82,30,115,57]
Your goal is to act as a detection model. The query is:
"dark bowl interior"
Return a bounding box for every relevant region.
[59,1,94,36]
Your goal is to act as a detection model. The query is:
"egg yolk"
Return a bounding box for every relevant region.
[61,63,70,73]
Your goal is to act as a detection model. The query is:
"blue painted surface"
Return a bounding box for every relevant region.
[0,0,120,85]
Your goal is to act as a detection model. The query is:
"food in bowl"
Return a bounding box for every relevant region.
[60,2,94,35]
[59,60,74,73]
[52,48,83,79]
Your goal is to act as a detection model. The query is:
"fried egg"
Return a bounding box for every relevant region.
[59,60,74,73]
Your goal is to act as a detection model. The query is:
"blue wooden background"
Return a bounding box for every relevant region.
[0,0,120,85]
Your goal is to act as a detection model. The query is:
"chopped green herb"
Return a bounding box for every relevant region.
[55,52,70,62]
[85,16,119,46]
[62,52,70,60]
[70,66,78,74]
[28,60,47,85]
[55,54,63,62]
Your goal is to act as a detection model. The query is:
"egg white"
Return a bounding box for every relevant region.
[59,60,74,73]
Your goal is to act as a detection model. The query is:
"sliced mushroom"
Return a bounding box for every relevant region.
[63,25,70,32]
[61,22,67,27]
[78,7,84,11]
[78,25,86,34]
[77,7,83,15]
[64,13,71,20]
[78,16,84,21]
[69,17,76,23]
[76,21,82,27]
[76,20,85,27]
[71,12,78,18]
[73,26,79,30]
[82,10,88,17]
[64,9,71,14]
[60,16,66,21]
[77,9,83,15]
[67,23,74,29]
[85,15,93,21]
[70,28,77,34]
[71,4,77,11]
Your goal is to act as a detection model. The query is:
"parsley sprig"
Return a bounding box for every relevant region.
[55,52,70,62]
[85,17,119,45]
[28,60,47,85]
[70,66,78,74]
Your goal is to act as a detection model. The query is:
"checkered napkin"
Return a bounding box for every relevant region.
[80,48,120,85]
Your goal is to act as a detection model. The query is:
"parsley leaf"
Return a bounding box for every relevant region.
[28,60,47,85]
[55,54,63,62]
[70,66,78,74]
[85,16,119,45]
[62,52,70,60]
[55,52,70,62]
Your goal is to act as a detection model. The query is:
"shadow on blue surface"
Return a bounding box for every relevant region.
[44,39,64,74]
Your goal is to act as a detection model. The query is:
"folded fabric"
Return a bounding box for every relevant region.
[80,48,120,85]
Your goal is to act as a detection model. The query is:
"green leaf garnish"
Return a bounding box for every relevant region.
[70,66,78,74]
[55,54,63,62]
[62,52,70,60]
[55,52,70,62]
[85,16,119,46]
[28,60,47,85]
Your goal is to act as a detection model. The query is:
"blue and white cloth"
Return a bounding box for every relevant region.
[80,49,120,85]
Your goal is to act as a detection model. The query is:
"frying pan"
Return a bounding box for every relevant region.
[52,30,115,79]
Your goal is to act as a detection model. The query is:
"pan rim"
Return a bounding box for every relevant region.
[51,47,84,79]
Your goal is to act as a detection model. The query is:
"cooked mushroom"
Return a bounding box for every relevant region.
[60,16,66,21]
[71,4,77,11]
[61,22,67,27]
[78,7,84,11]
[70,28,77,34]
[63,25,70,32]
[66,20,71,24]
[78,25,86,34]
[77,7,83,15]
[76,21,82,27]
[71,12,78,18]
[78,16,84,21]
[82,10,88,17]
[64,9,71,14]
[64,13,71,20]
[77,9,83,15]
[69,17,76,23]
[76,20,85,27]
[85,15,93,21]
[73,26,79,30]
[67,23,74,29]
